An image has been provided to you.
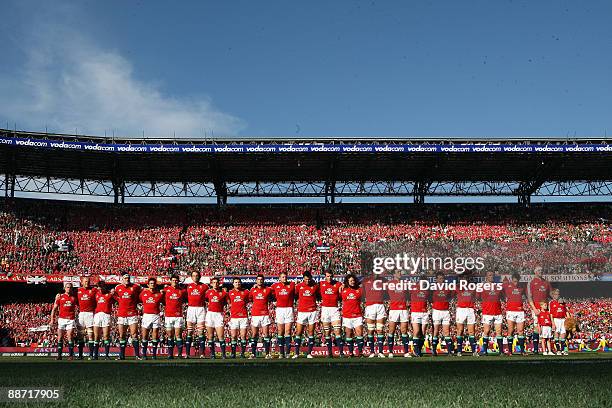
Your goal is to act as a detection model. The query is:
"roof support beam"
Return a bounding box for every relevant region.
[214,180,227,205]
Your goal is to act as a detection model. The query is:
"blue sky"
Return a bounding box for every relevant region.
[1,0,611,139]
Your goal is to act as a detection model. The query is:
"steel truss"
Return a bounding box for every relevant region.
[2,175,612,203]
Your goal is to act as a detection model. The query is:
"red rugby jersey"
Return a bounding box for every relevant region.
[529,277,552,309]
[431,289,452,311]
[228,289,249,318]
[387,280,408,311]
[186,282,209,307]
[249,286,272,316]
[455,288,476,308]
[140,290,163,314]
[77,287,98,313]
[94,292,114,314]
[205,288,227,313]
[55,293,77,319]
[549,300,568,318]
[479,286,503,315]
[341,286,362,318]
[114,284,142,317]
[537,310,552,327]
[410,288,429,313]
[319,280,342,308]
[163,286,186,318]
[362,276,385,306]
[271,282,295,308]
[504,282,525,312]
[296,282,318,313]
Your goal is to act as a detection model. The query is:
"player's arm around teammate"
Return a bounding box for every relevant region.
[479,271,504,356]
[49,282,77,360]
[163,274,187,359]
[204,277,228,359]
[504,273,527,355]
[75,275,97,360]
[185,270,208,358]
[319,270,344,358]
[341,274,365,357]
[140,277,163,359]
[431,272,454,356]
[455,276,478,356]
[410,275,430,357]
[363,275,387,358]
[248,274,273,359]
[93,281,114,360]
[114,273,142,360]
[386,270,411,358]
[228,277,250,358]
[293,271,319,358]
[272,271,295,358]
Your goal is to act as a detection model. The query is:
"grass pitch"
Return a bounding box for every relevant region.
[0,354,610,408]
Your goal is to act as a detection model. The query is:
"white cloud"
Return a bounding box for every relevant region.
[1,24,245,138]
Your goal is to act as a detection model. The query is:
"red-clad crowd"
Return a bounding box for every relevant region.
[1,200,611,277]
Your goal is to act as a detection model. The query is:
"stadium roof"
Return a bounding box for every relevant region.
[2,128,612,203]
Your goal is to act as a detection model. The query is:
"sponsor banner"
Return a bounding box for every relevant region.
[2,136,612,155]
[1,273,610,285]
[0,346,608,356]
[28,325,50,332]
[510,274,600,282]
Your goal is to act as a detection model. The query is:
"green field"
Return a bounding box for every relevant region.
[0,354,610,408]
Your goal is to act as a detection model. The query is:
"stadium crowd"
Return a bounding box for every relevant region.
[0,200,610,277]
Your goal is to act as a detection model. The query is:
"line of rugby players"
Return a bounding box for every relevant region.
[49,266,570,360]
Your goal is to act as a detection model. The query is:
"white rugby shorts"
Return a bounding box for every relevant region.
[388,310,409,323]
[77,311,94,329]
[455,307,475,325]
[275,307,294,324]
[93,312,110,328]
[364,304,386,321]
[186,306,206,324]
[142,313,161,329]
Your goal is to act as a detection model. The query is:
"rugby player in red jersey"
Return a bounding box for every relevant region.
[249,274,273,359]
[293,272,319,358]
[140,277,163,359]
[205,277,228,359]
[114,273,142,360]
[227,277,250,358]
[527,266,552,354]
[549,288,571,355]
[271,271,295,358]
[76,275,98,359]
[386,270,410,358]
[164,275,186,359]
[319,270,344,358]
[431,272,454,356]
[93,281,114,360]
[504,273,527,355]
[410,275,430,357]
[479,271,504,356]
[50,282,77,360]
[362,274,387,358]
[340,273,365,357]
[185,270,208,358]
[455,275,478,356]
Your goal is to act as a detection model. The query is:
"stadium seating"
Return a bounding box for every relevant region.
[0,200,611,277]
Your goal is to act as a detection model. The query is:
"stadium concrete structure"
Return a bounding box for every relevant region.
[1,128,612,205]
